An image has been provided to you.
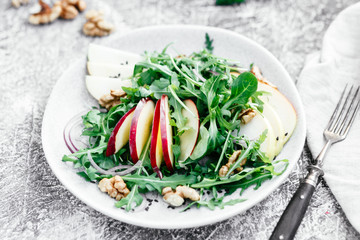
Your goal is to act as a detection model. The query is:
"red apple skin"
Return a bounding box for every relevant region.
[150,100,163,178]
[106,107,136,157]
[160,95,174,172]
[129,98,147,163]
[184,99,200,157]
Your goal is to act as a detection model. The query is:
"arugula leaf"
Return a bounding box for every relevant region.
[68,142,107,158]
[192,165,270,188]
[215,0,245,6]
[226,141,255,176]
[115,185,143,211]
[82,109,102,129]
[205,33,214,53]
[195,197,246,210]
[168,96,189,133]
[135,61,173,77]
[224,172,273,195]
[122,173,197,193]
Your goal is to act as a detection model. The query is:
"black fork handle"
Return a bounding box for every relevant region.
[270,166,323,240]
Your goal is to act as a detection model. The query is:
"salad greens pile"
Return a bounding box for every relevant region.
[63,34,288,211]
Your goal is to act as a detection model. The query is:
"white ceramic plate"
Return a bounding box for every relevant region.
[42,25,306,229]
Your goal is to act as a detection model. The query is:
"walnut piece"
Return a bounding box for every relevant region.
[98,176,130,201]
[83,10,114,37]
[219,150,247,177]
[55,0,86,20]
[162,186,200,207]
[99,89,126,110]
[29,0,62,25]
[238,108,256,124]
[11,0,29,8]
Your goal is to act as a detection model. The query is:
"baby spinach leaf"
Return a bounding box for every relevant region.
[223,72,258,109]
[189,126,209,161]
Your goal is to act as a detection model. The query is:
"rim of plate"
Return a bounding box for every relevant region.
[42,25,306,229]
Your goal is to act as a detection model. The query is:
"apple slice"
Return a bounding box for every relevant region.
[257,81,297,143]
[87,44,143,65]
[106,107,136,156]
[160,95,174,172]
[87,62,134,79]
[262,102,285,156]
[150,100,163,177]
[239,113,277,161]
[178,99,200,162]
[85,76,131,100]
[129,98,155,163]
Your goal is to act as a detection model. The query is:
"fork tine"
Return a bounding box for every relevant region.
[326,84,348,130]
[338,86,360,134]
[330,85,353,133]
[342,90,360,137]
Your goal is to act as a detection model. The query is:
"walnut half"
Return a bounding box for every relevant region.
[219,150,247,177]
[99,89,126,110]
[98,176,130,201]
[239,108,256,124]
[162,186,200,207]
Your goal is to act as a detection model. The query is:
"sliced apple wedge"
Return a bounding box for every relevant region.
[150,100,163,177]
[160,95,174,172]
[257,81,297,144]
[87,44,143,65]
[87,62,134,79]
[85,76,131,100]
[106,107,136,156]
[239,113,277,161]
[178,99,200,162]
[262,102,285,156]
[129,98,155,163]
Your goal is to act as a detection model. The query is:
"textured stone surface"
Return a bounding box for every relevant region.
[1,0,360,239]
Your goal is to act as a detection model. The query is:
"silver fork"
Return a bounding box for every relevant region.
[270,85,360,240]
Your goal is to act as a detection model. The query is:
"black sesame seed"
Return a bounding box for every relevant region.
[276,136,279,141]
[285,132,288,136]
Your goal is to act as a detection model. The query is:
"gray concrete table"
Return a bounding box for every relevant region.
[1,0,360,239]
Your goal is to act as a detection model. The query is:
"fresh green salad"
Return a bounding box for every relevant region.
[63,34,288,211]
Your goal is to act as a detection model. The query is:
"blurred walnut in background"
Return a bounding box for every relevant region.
[28,0,86,24]
[55,0,86,20]
[83,10,114,37]
[28,0,62,24]
[11,0,29,8]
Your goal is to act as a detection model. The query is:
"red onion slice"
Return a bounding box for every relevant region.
[87,151,141,176]
[192,69,206,82]
[63,131,75,154]
[68,119,82,152]
[63,111,88,153]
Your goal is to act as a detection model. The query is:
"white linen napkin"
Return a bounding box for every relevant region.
[297,2,360,232]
